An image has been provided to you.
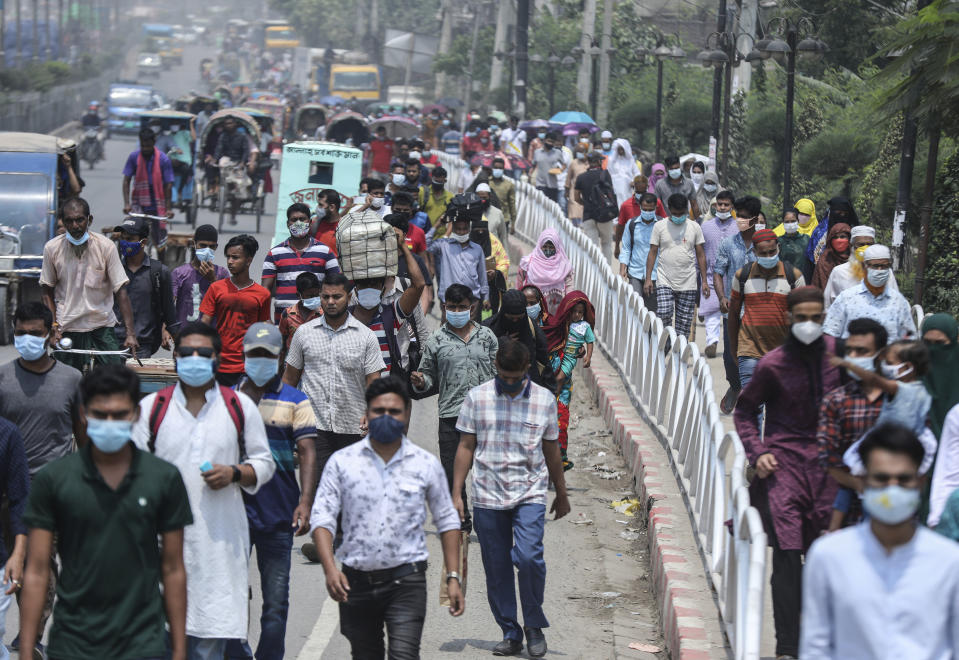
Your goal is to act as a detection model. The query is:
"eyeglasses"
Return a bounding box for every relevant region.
[176,346,215,358]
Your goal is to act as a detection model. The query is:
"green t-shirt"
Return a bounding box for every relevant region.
[23,445,193,659]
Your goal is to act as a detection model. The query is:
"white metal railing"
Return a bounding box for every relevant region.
[436,153,766,660]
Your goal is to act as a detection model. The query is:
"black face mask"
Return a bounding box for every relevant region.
[543,143,553,151]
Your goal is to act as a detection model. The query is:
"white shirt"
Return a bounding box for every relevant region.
[500,127,527,157]
[132,384,276,639]
[931,404,959,527]
[649,219,706,291]
[285,313,386,434]
[823,261,899,308]
[310,436,461,571]
[801,523,959,659]
[823,282,916,341]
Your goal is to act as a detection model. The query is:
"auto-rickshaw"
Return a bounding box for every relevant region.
[139,110,198,224]
[174,94,218,115]
[212,85,234,106]
[325,110,369,146]
[0,132,61,344]
[194,109,267,232]
[292,103,326,139]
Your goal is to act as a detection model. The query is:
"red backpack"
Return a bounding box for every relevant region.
[147,385,246,458]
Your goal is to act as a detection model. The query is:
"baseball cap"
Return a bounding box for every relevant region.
[600,130,613,139]
[243,322,283,356]
[114,216,150,238]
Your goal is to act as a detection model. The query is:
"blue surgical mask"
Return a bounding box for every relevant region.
[195,247,215,262]
[526,303,541,320]
[177,355,215,387]
[446,309,471,328]
[670,214,687,225]
[757,254,780,270]
[356,287,382,309]
[668,168,682,179]
[640,210,656,222]
[495,375,525,394]
[314,207,328,221]
[845,354,877,381]
[862,485,920,525]
[119,239,143,258]
[392,173,406,186]
[537,132,546,140]
[65,231,89,246]
[491,168,504,178]
[244,357,278,386]
[704,183,718,193]
[14,334,47,361]
[867,267,890,288]
[302,295,322,310]
[86,418,133,453]
[369,414,404,444]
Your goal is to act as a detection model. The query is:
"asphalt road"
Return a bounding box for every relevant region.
[3,44,663,659]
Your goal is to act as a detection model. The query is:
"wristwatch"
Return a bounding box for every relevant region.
[231,465,242,483]
[446,571,461,584]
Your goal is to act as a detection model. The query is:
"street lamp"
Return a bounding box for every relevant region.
[494,47,518,110]
[759,16,827,206]
[636,34,685,162]
[530,50,574,116]
[572,35,615,122]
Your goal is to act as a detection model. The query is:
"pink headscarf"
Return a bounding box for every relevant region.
[519,228,572,298]
[647,162,666,193]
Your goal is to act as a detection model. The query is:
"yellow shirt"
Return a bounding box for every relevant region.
[489,235,510,281]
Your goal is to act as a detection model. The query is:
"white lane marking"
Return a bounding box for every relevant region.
[296,594,340,658]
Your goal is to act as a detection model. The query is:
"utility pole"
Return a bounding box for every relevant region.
[576,0,596,107]
[435,0,453,100]
[463,1,482,122]
[914,121,940,305]
[596,0,613,125]
[515,0,529,118]
[736,0,757,95]
[489,0,512,94]
[711,0,726,180]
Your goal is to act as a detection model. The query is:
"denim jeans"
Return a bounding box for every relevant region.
[0,589,12,660]
[225,529,294,660]
[473,504,549,641]
[185,636,227,660]
[339,571,427,659]
[738,356,760,389]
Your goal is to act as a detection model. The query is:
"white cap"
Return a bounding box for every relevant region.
[863,244,891,261]
[600,130,613,139]
[475,183,491,193]
[850,225,876,239]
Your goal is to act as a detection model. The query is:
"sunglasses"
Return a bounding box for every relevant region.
[176,346,216,358]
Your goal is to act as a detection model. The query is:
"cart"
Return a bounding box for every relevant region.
[324,110,369,147]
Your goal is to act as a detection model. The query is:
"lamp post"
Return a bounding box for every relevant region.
[494,47,517,111]
[572,35,613,122]
[530,51,574,116]
[757,17,826,206]
[636,35,685,163]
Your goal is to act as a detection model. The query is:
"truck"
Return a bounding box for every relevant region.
[106,82,161,134]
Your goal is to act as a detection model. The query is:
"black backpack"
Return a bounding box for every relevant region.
[585,171,619,222]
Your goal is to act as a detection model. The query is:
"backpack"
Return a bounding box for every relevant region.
[585,170,619,222]
[147,384,246,458]
[736,260,798,292]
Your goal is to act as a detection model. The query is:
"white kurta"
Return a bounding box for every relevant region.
[132,384,275,639]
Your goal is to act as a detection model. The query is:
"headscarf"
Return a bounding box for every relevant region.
[922,314,959,438]
[519,228,572,299]
[794,197,819,235]
[486,290,537,364]
[607,138,638,180]
[470,219,492,258]
[811,222,851,289]
[544,290,596,354]
[647,163,666,192]
[694,169,719,220]
[808,196,859,265]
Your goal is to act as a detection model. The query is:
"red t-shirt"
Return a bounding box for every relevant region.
[405,223,427,253]
[369,138,394,173]
[617,195,667,226]
[314,219,338,255]
[198,279,272,373]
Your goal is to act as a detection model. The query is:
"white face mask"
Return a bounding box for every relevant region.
[867,267,890,287]
[791,321,823,345]
[409,151,422,160]
[691,173,704,186]
[715,210,732,220]
[783,222,799,234]
[451,232,471,244]
[881,361,914,380]
[370,197,384,209]
[754,223,766,231]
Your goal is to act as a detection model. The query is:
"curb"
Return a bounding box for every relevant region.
[583,355,728,660]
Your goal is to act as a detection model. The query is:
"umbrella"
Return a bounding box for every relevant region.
[320,95,346,106]
[469,151,531,171]
[369,115,421,139]
[550,121,600,137]
[519,118,550,131]
[486,110,507,123]
[436,97,464,108]
[549,110,596,125]
[422,103,448,115]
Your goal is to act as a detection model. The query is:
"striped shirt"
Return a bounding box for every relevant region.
[456,378,559,510]
[262,238,340,317]
[730,261,805,359]
[351,299,408,373]
[235,376,317,532]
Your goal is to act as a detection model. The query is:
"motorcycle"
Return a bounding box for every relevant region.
[79,129,102,169]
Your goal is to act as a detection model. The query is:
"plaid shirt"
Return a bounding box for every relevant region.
[817,381,883,469]
[456,378,559,510]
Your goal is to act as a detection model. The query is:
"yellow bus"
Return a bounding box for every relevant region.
[265,25,300,50]
[329,64,381,101]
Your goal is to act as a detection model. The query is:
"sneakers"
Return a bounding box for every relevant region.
[491,638,524,656]
[525,628,547,658]
[301,542,320,563]
[704,342,718,358]
[720,387,739,414]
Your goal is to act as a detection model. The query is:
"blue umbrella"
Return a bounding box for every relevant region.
[548,111,596,125]
[321,95,345,106]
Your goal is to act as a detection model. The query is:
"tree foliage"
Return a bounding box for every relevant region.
[923,151,959,316]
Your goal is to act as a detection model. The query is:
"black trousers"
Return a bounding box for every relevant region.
[771,544,802,657]
[315,431,363,489]
[339,571,427,660]
[438,416,471,531]
[722,317,741,391]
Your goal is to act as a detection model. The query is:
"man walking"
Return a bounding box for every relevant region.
[428,214,489,310]
[133,322,275,659]
[171,224,229,327]
[699,190,738,358]
[226,323,317,660]
[40,197,139,370]
[644,193,709,341]
[574,152,617,265]
[411,283,499,532]
[734,286,841,660]
[453,339,571,657]
[310,377,465,658]
[122,127,175,248]
[531,132,565,203]
[199,234,272,386]
[20,365,192,660]
[617,191,660,313]
[653,154,697,217]
[0,411,29,660]
[262,203,340,322]
[801,424,959,659]
[488,157,517,231]
[112,216,179,357]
